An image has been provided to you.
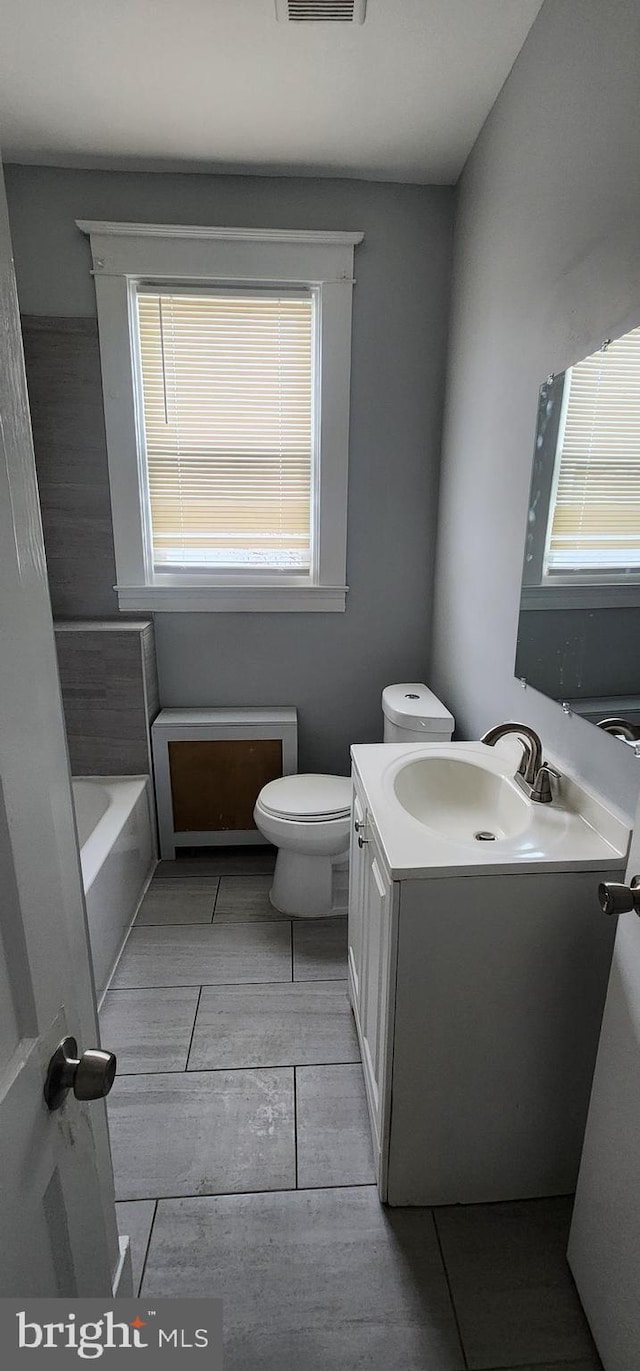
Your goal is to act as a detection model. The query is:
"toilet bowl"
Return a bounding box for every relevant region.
[253,774,351,918]
[254,684,455,919]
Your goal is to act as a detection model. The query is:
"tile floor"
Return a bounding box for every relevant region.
[105,853,602,1371]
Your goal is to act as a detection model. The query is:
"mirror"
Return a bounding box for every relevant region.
[514,325,640,745]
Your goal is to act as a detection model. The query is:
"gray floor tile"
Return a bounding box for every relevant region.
[296,1064,375,1189]
[108,1068,295,1201]
[142,1187,464,1370]
[214,874,286,922]
[483,1362,601,1371]
[292,917,348,981]
[155,848,276,878]
[111,922,292,988]
[115,1200,156,1295]
[188,981,360,1071]
[135,879,219,925]
[434,1197,600,1369]
[100,987,200,1073]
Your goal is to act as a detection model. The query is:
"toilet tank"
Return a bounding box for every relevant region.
[382,683,454,743]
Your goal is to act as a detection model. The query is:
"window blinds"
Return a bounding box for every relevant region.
[546,325,640,573]
[136,290,314,572]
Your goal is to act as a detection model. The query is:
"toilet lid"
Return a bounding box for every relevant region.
[259,774,352,821]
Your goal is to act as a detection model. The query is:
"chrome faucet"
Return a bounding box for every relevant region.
[597,717,640,742]
[479,722,559,803]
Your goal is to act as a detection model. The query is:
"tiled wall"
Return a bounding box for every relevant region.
[22,316,118,618]
[55,622,159,776]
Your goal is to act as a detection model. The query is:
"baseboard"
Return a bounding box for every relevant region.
[112,1235,133,1298]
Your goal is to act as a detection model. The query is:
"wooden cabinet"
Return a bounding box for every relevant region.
[152,708,297,859]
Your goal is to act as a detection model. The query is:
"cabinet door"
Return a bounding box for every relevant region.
[360,839,394,1152]
[347,786,366,1007]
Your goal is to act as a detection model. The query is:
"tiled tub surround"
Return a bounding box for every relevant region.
[73,777,154,1001]
[105,857,601,1371]
[56,620,159,776]
[21,315,118,619]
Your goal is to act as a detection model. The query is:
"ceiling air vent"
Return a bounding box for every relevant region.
[276,0,367,23]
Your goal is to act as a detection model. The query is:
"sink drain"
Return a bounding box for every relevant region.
[474,830,497,842]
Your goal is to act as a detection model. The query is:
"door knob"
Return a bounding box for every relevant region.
[44,1036,117,1112]
[598,875,640,917]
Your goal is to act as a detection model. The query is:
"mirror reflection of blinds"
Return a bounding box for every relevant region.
[546,325,640,573]
[136,290,314,571]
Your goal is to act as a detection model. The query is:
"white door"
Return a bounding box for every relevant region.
[568,796,640,1370]
[0,161,120,1297]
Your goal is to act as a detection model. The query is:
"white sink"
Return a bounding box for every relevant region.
[393,754,531,844]
[350,740,629,879]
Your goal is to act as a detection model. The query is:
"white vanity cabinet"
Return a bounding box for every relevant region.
[348,756,627,1208]
[348,784,398,1187]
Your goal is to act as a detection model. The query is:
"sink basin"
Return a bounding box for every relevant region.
[393,755,531,844]
[351,739,629,880]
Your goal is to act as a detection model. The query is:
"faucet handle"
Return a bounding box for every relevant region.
[530,761,561,804]
[515,736,535,779]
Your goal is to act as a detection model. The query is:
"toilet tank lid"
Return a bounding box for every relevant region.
[382,683,454,729]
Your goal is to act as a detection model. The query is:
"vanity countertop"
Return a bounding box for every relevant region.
[351,740,630,881]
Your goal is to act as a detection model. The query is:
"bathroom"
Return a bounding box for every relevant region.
[1,1,640,1368]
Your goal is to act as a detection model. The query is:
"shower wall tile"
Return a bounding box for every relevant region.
[55,623,160,776]
[142,622,160,719]
[21,316,118,619]
[21,319,161,780]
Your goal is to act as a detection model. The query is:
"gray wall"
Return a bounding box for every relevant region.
[431,0,640,820]
[5,166,454,774]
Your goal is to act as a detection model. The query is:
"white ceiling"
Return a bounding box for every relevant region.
[0,0,543,184]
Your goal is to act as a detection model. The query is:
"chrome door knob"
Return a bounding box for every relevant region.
[598,876,640,917]
[44,1036,117,1112]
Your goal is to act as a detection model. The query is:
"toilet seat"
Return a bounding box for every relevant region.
[258,774,351,823]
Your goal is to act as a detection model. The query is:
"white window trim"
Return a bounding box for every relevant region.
[524,345,640,597]
[78,221,364,612]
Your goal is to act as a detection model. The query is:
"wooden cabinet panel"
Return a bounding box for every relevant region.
[169,738,283,832]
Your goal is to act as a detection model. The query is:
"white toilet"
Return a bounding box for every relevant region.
[253,683,454,918]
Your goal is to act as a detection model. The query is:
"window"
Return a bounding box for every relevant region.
[544,327,640,580]
[79,222,363,611]
[137,288,314,574]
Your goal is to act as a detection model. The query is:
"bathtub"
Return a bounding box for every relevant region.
[72,777,155,1002]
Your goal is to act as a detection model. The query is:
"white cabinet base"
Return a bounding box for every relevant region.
[152,708,297,859]
[388,871,617,1206]
[348,765,622,1207]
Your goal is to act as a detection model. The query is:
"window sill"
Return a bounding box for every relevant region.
[115,584,348,613]
[520,583,640,611]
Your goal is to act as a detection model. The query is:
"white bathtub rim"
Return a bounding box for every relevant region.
[73,775,149,894]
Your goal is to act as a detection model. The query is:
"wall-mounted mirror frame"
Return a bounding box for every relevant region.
[514,325,640,747]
